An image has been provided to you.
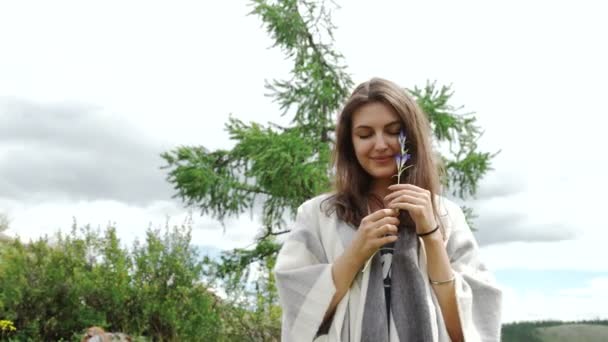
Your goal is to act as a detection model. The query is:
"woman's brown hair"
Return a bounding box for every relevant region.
[322,77,442,230]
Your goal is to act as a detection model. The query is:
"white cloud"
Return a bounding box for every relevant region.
[481,238,608,273]
[1,197,260,250]
[2,198,178,243]
[501,277,608,323]
[0,0,294,150]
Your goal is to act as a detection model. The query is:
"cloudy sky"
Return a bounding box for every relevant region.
[1,0,607,323]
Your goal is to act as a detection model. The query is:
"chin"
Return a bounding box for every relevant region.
[365,168,396,180]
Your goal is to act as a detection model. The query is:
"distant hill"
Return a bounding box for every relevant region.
[537,324,608,342]
[502,320,608,342]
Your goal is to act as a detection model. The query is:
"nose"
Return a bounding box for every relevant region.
[374,134,389,150]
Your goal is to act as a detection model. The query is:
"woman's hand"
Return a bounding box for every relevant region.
[384,184,439,236]
[349,208,399,265]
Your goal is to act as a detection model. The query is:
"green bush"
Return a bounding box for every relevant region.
[0,220,221,341]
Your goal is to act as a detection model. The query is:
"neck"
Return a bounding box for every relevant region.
[369,178,393,205]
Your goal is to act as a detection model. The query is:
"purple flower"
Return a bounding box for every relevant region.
[398,130,407,147]
[394,130,413,184]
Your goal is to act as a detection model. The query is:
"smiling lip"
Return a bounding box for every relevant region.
[371,156,392,163]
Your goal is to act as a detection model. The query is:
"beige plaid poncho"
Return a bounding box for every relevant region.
[274,194,502,342]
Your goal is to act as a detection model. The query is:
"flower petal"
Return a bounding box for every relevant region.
[400,154,407,167]
[405,153,412,162]
[394,154,401,167]
[398,130,406,146]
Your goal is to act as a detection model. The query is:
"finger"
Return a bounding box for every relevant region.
[372,224,398,238]
[363,208,398,224]
[384,189,425,203]
[388,183,429,195]
[375,234,399,247]
[372,225,389,237]
[390,187,428,198]
[389,202,424,213]
[388,194,426,207]
[370,216,400,229]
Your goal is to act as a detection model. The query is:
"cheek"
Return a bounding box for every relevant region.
[352,139,371,158]
[385,138,401,155]
[387,135,400,147]
[391,140,401,152]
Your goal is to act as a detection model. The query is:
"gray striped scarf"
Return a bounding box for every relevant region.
[361,221,433,342]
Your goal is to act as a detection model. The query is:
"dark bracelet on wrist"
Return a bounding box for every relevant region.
[417,225,440,237]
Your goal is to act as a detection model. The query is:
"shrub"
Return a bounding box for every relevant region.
[0,220,221,341]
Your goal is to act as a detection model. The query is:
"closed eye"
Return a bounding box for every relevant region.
[357,131,399,139]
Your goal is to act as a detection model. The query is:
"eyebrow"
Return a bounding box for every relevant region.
[353,121,401,130]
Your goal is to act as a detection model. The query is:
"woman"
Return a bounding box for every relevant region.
[274,78,502,342]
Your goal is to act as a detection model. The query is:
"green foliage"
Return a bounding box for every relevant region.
[250,0,353,132]
[203,237,282,341]
[128,220,221,341]
[0,220,221,341]
[0,230,102,341]
[162,118,332,231]
[409,81,500,200]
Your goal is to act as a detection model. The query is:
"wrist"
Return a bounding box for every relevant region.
[417,224,441,238]
[420,230,444,245]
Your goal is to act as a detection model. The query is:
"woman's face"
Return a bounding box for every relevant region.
[351,101,402,182]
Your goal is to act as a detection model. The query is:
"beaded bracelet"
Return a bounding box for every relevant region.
[417,225,440,237]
